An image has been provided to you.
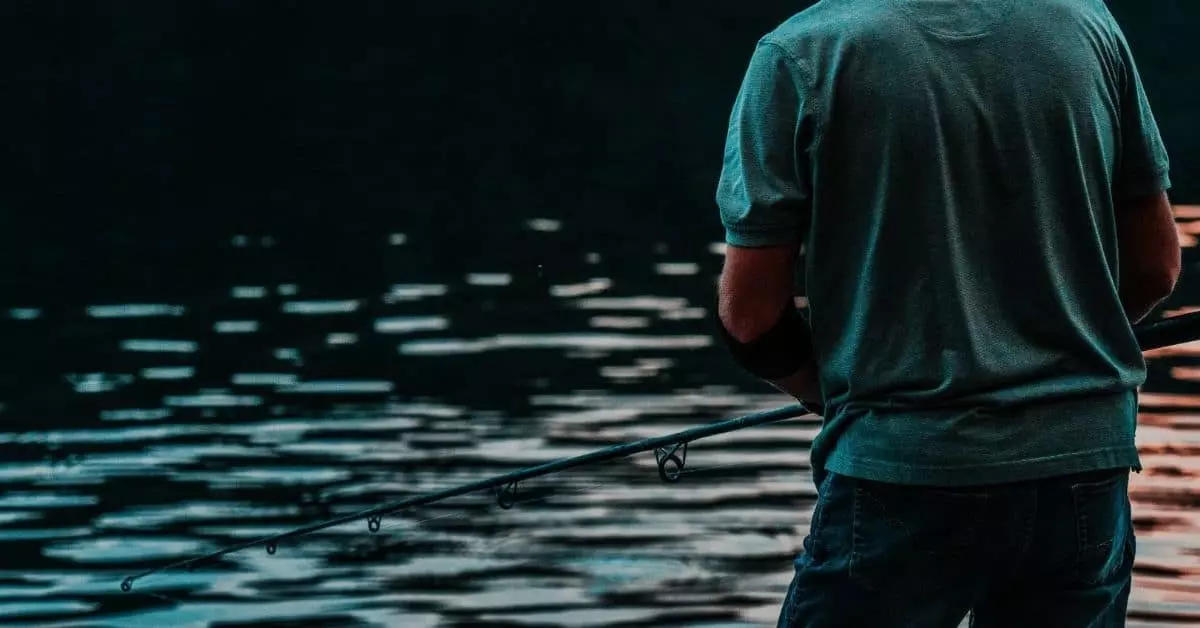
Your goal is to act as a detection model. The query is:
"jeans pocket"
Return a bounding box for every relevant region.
[849,480,989,591]
[1070,470,1131,585]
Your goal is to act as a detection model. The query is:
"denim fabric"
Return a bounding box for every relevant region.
[778,468,1135,627]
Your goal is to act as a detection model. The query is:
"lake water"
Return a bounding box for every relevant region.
[3,207,1199,627]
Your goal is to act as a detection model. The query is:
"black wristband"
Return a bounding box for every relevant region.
[717,302,813,380]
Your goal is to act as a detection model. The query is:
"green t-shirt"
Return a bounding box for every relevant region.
[716,0,1172,486]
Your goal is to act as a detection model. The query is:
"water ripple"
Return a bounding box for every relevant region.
[2,236,1198,626]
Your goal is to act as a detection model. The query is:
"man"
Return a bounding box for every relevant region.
[714,1,1180,626]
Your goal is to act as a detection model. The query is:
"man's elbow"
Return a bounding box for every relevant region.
[1117,190,1182,303]
[1134,241,1182,300]
[1122,263,1180,320]
[1142,264,1180,301]
[719,301,779,344]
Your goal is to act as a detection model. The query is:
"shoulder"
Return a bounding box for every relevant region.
[757,0,901,87]
[762,0,888,52]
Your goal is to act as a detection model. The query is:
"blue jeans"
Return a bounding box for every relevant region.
[779,468,1135,627]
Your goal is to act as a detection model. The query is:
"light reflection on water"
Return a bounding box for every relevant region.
[2,216,1200,626]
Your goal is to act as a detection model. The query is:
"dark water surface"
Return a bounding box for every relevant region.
[3,208,1200,627]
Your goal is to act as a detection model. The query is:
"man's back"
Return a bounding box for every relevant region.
[715,1,1176,622]
[718,0,1172,485]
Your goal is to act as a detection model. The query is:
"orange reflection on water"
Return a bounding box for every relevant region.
[1134,312,1200,624]
[1176,230,1197,248]
[1138,411,1200,431]
[1144,341,1200,360]
[1131,404,1200,623]
[1169,368,1200,383]
[1162,307,1200,318]
[1173,205,1200,219]
[1139,392,1200,408]
[1175,206,1199,248]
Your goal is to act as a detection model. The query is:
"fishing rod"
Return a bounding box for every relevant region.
[120,309,1200,593]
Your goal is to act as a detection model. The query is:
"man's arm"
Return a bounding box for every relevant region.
[713,39,822,407]
[1108,17,1179,323]
[1116,191,1180,323]
[717,243,821,405]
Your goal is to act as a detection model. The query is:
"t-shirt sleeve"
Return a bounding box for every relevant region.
[1111,24,1171,200]
[715,40,816,248]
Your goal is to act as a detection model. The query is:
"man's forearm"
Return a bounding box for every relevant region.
[717,244,823,406]
[716,295,822,405]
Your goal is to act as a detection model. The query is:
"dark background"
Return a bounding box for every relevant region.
[0,1,1194,305]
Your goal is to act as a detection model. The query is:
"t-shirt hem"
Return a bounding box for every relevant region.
[826,446,1142,487]
[724,229,798,248]
[1116,166,1172,199]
